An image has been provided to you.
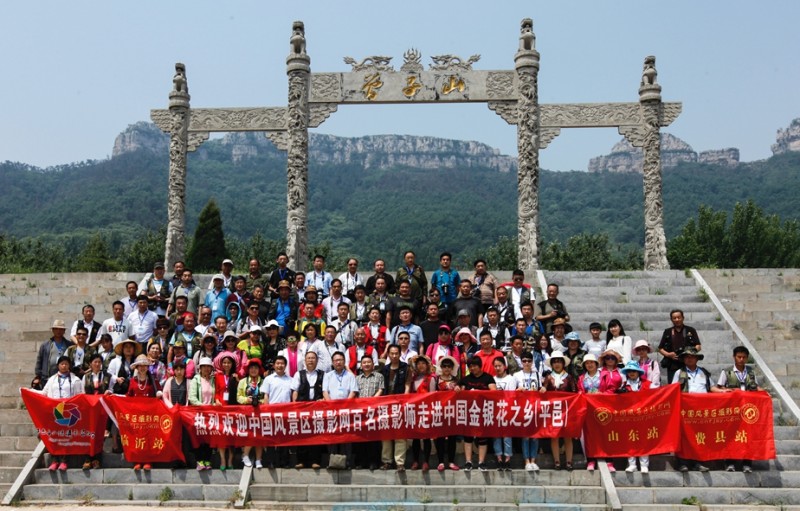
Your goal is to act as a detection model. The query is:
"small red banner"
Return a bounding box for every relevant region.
[582,385,681,458]
[178,391,587,448]
[677,390,775,462]
[20,388,106,456]
[103,396,185,463]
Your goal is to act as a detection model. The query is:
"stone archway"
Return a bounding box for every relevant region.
[151,19,681,272]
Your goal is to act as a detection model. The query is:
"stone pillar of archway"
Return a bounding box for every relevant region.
[164,63,190,269]
[285,22,311,271]
[514,19,541,272]
[639,56,670,270]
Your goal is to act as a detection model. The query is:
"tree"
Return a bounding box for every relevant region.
[76,233,119,272]
[187,199,228,272]
[117,227,167,272]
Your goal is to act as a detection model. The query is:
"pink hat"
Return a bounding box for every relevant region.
[213,351,238,373]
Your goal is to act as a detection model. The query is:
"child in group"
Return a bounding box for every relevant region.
[492,356,517,471]
[633,340,660,388]
[619,361,651,473]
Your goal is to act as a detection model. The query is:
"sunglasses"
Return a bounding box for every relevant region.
[522,359,533,363]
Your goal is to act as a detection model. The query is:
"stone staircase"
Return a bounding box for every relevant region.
[3,270,800,509]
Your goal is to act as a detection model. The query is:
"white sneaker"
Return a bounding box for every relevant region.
[242,455,252,467]
[531,462,540,472]
[625,464,637,473]
[255,459,263,469]
[525,463,533,471]
[640,466,649,474]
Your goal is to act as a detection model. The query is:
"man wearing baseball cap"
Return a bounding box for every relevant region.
[138,261,174,318]
[207,258,235,290]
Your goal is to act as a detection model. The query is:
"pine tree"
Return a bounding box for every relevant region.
[187,199,228,272]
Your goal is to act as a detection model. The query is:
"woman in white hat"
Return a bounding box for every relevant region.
[41,356,83,472]
[126,355,160,399]
[577,354,601,471]
[633,340,660,388]
[619,361,651,473]
[189,356,216,471]
[541,352,577,470]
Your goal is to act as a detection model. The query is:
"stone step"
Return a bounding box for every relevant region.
[613,469,800,488]
[0,423,37,437]
[248,483,606,505]
[23,482,239,502]
[617,486,800,505]
[0,451,35,467]
[251,503,610,511]
[252,467,600,486]
[33,467,242,484]
[0,436,38,451]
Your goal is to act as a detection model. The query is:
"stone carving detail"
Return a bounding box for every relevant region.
[343,56,394,72]
[539,128,561,149]
[150,110,172,132]
[487,100,518,125]
[286,57,310,270]
[187,132,209,152]
[308,103,338,128]
[641,100,669,270]
[660,103,682,127]
[172,63,189,95]
[619,125,646,148]
[429,54,480,71]
[519,18,535,51]
[541,104,641,128]
[515,65,540,270]
[189,108,286,131]
[165,106,189,269]
[401,49,423,73]
[641,56,657,87]
[311,73,341,102]
[265,131,289,151]
[487,72,515,98]
[290,21,306,55]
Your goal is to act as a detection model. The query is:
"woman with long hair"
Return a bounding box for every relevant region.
[213,351,239,471]
[605,319,632,363]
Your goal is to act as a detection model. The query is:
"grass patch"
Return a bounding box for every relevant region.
[653,288,666,295]
[681,496,700,506]
[639,320,650,331]
[158,486,175,503]
[697,288,710,302]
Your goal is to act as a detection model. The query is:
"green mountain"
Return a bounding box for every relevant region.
[2,127,799,268]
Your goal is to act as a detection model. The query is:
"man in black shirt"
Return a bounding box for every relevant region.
[658,309,702,383]
[456,357,497,472]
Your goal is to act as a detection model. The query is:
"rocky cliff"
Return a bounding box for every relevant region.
[588,133,740,173]
[772,118,800,155]
[112,123,517,173]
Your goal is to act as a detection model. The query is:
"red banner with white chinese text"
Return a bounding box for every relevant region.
[582,385,681,458]
[676,390,775,462]
[20,388,106,456]
[178,391,586,448]
[102,396,185,463]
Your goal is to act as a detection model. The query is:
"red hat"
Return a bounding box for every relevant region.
[246,358,264,376]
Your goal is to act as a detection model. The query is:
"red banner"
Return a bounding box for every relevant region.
[178,391,586,448]
[582,385,681,458]
[102,396,185,463]
[677,390,775,462]
[20,388,106,456]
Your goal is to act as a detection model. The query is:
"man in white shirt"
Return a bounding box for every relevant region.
[321,279,351,324]
[70,304,102,344]
[306,254,333,299]
[127,294,158,346]
[261,355,294,468]
[322,351,359,469]
[338,258,363,301]
[98,300,132,347]
[207,258,235,290]
[309,325,345,373]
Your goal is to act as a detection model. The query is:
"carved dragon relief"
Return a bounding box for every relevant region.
[150,110,172,132]
[487,101,518,125]
[310,73,341,102]
[343,56,395,72]
[429,54,480,71]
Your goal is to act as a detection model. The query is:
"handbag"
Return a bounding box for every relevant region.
[328,453,347,470]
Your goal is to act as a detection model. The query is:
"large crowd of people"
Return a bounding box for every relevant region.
[32,252,762,474]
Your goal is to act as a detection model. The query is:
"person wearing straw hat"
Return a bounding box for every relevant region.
[33,319,74,389]
[618,360,652,473]
[633,340,660,388]
[541,351,577,471]
[598,349,625,395]
[433,355,460,472]
[672,346,715,472]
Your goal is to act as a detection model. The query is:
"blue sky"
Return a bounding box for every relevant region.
[1,1,798,171]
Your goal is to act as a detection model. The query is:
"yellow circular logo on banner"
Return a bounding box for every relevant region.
[740,403,759,425]
[160,415,173,433]
[594,407,613,426]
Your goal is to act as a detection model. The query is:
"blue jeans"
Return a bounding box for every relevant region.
[493,437,512,457]
[521,438,539,460]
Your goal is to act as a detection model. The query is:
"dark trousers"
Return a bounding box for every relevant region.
[411,439,431,464]
[297,444,322,467]
[354,441,381,468]
[434,436,458,464]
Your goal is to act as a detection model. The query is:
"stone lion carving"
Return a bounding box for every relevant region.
[290,21,306,55]
[642,56,657,86]
[172,63,188,95]
[519,18,535,51]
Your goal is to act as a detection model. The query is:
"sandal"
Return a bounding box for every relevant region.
[554,461,562,471]
[566,462,574,471]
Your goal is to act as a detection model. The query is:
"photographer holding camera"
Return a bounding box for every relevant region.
[535,284,570,336]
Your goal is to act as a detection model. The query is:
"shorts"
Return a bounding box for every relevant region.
[462,436,488,446]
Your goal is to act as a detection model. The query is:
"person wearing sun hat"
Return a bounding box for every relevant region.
[618,360,652,473]
[126,354,160,399]
[541,351,577,471]
[237,358,266,469]
[562,332,586,381]
[34,320,74,389]
[577,353,602,471]
[189,356,216,470]
[633,339,660,388]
